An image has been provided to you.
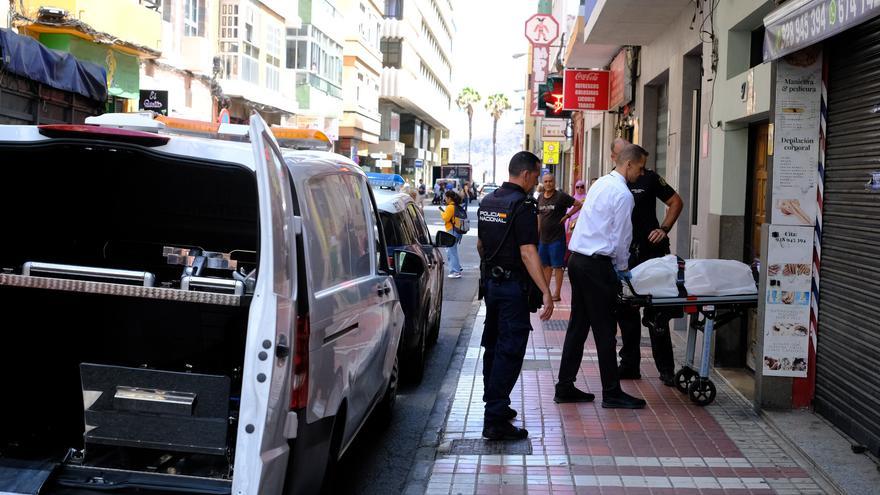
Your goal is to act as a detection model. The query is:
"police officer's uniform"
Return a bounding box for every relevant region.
[478,182,538,430]
[618,170,677,381]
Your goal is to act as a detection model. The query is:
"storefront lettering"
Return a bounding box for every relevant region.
[765,0,880,60]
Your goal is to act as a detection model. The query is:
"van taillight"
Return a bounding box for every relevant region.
[290,313,310,409]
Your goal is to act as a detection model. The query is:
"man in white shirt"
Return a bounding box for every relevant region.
[554,144,649,409]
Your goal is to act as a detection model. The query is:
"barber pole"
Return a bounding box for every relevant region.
[792,54,828,407]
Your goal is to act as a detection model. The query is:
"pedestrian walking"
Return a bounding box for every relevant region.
[611,139,685,386]
[554,144,648,409]
[433,181,442,205]
[537,173,582,302]
[478,151,554,440]
[564,179,588,238]
[462,181,471,211]
[418,179,426,203]
[441,190,463,278]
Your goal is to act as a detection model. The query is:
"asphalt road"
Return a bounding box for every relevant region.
[337,198,481,495]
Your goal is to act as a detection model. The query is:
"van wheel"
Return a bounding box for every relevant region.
[319,411,345,495]
[402,322,426,385]
[374,356,398,428]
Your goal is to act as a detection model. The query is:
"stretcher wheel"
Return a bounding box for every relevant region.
[674,368,697,394]
[688,379,716,406]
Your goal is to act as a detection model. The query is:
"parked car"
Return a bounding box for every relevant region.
[479,183,500,203]
[374,189,456,383]
[0,114,404,495]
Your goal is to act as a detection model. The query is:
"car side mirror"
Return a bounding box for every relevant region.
[435,230,457,248]
[394,250,425,277]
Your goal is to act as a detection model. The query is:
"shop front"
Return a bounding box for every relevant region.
[759,0,880,456]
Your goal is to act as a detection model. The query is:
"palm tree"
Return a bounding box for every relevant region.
[484,93,511,183]
[455,87,481,164]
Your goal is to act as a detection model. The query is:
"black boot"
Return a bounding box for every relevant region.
[482,422,528,440]
[553,383,596,403]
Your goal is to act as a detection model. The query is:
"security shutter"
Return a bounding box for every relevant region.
[815,15,880,457]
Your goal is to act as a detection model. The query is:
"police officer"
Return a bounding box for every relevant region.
[611,138,684,386]
[478,151,554,440]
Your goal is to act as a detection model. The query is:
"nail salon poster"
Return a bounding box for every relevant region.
[762,225,813,377]
[771,48,822,226]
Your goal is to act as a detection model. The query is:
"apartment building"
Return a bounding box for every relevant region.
[375,0,454,184]
[139,0,219,120]
[286,0,345,145]
[217,0,299,124]
[336,0,383,162]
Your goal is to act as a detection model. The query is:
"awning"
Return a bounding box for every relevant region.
[763,0,880,61]
[0,28,107,101]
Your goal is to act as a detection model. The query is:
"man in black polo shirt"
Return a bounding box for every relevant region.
[612,138,684,386]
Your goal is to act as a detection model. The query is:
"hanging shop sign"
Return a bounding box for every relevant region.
[524,13,560,46]
[608,48,632,109]
[139,90,169,116]
[562,69,610,112]
[763,0,880,61]
[530,44,550,117]
[541,119,567,139]
[770,48,821,226]
[762,225,813,377]
[543,141,560,165]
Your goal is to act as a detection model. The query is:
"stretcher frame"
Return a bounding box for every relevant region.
[620,282,758,406]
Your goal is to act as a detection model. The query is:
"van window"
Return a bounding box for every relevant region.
[262,135,294,298]
[406,204,431,245]
[304,174,372,291]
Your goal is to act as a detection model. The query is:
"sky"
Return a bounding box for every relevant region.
[449,0,579,183]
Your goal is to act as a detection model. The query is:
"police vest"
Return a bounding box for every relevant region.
[477,188,534,272]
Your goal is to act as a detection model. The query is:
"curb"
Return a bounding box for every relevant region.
[402,297,482,495]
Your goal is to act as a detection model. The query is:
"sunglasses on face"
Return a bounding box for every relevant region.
[576,185,585,189]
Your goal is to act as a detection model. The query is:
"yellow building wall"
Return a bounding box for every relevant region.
[22,0,161,51]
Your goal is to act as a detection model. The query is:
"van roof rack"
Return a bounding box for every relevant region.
[83,113,333,151]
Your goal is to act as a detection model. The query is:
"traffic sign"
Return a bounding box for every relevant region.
[524,13,559,46]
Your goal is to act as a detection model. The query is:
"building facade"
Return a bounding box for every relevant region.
[14,0,164,112]
[376,0,454,184]
[557,0,880,458]
[285,0,345,146]
[336,0,383,161]
[216,0,299,124]
[140,0,220,121]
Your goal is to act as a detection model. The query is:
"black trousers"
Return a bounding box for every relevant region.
[557,252,621,394]
[482,278,532,424]
[618,248,675,375]
[617,305,675,374]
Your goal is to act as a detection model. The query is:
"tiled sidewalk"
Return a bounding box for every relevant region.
[426,281,830,495]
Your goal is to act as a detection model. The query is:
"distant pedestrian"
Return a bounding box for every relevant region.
[441,191,463,278]
[418,179,426,201]
[433,181,442,205]
[478,151,553,440]
[554,144,648,410]
[538,173,582,302]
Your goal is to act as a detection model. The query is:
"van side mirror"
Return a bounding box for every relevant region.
[435,230,457,248]
[394,250,425,277]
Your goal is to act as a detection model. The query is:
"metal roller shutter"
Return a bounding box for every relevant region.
[815,16,880,456]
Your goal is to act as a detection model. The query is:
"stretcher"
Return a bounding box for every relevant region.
[619,265,759,406]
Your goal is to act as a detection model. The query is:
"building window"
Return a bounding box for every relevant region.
[161,0,172,22]
[265,24,282,91]
[381,40,401,68]
[750,25,766,69]
[289,25,342,86]
[183,0,201,36]
[385,0,403,19]
[220,3,238,39]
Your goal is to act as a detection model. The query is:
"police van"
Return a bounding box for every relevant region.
[0,114,403,494]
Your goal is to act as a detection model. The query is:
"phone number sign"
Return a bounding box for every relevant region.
[764,0,880,61]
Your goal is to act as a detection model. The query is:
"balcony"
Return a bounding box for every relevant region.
[380,67,451,129]
[293,71,343,116]
[583,0,694,46]
[21,0,162,51]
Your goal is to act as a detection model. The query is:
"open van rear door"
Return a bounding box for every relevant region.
[233,114,298,494]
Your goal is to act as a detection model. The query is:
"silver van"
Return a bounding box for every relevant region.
[0,114,403,494]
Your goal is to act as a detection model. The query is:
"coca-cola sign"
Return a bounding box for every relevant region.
[562,69,610,112]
